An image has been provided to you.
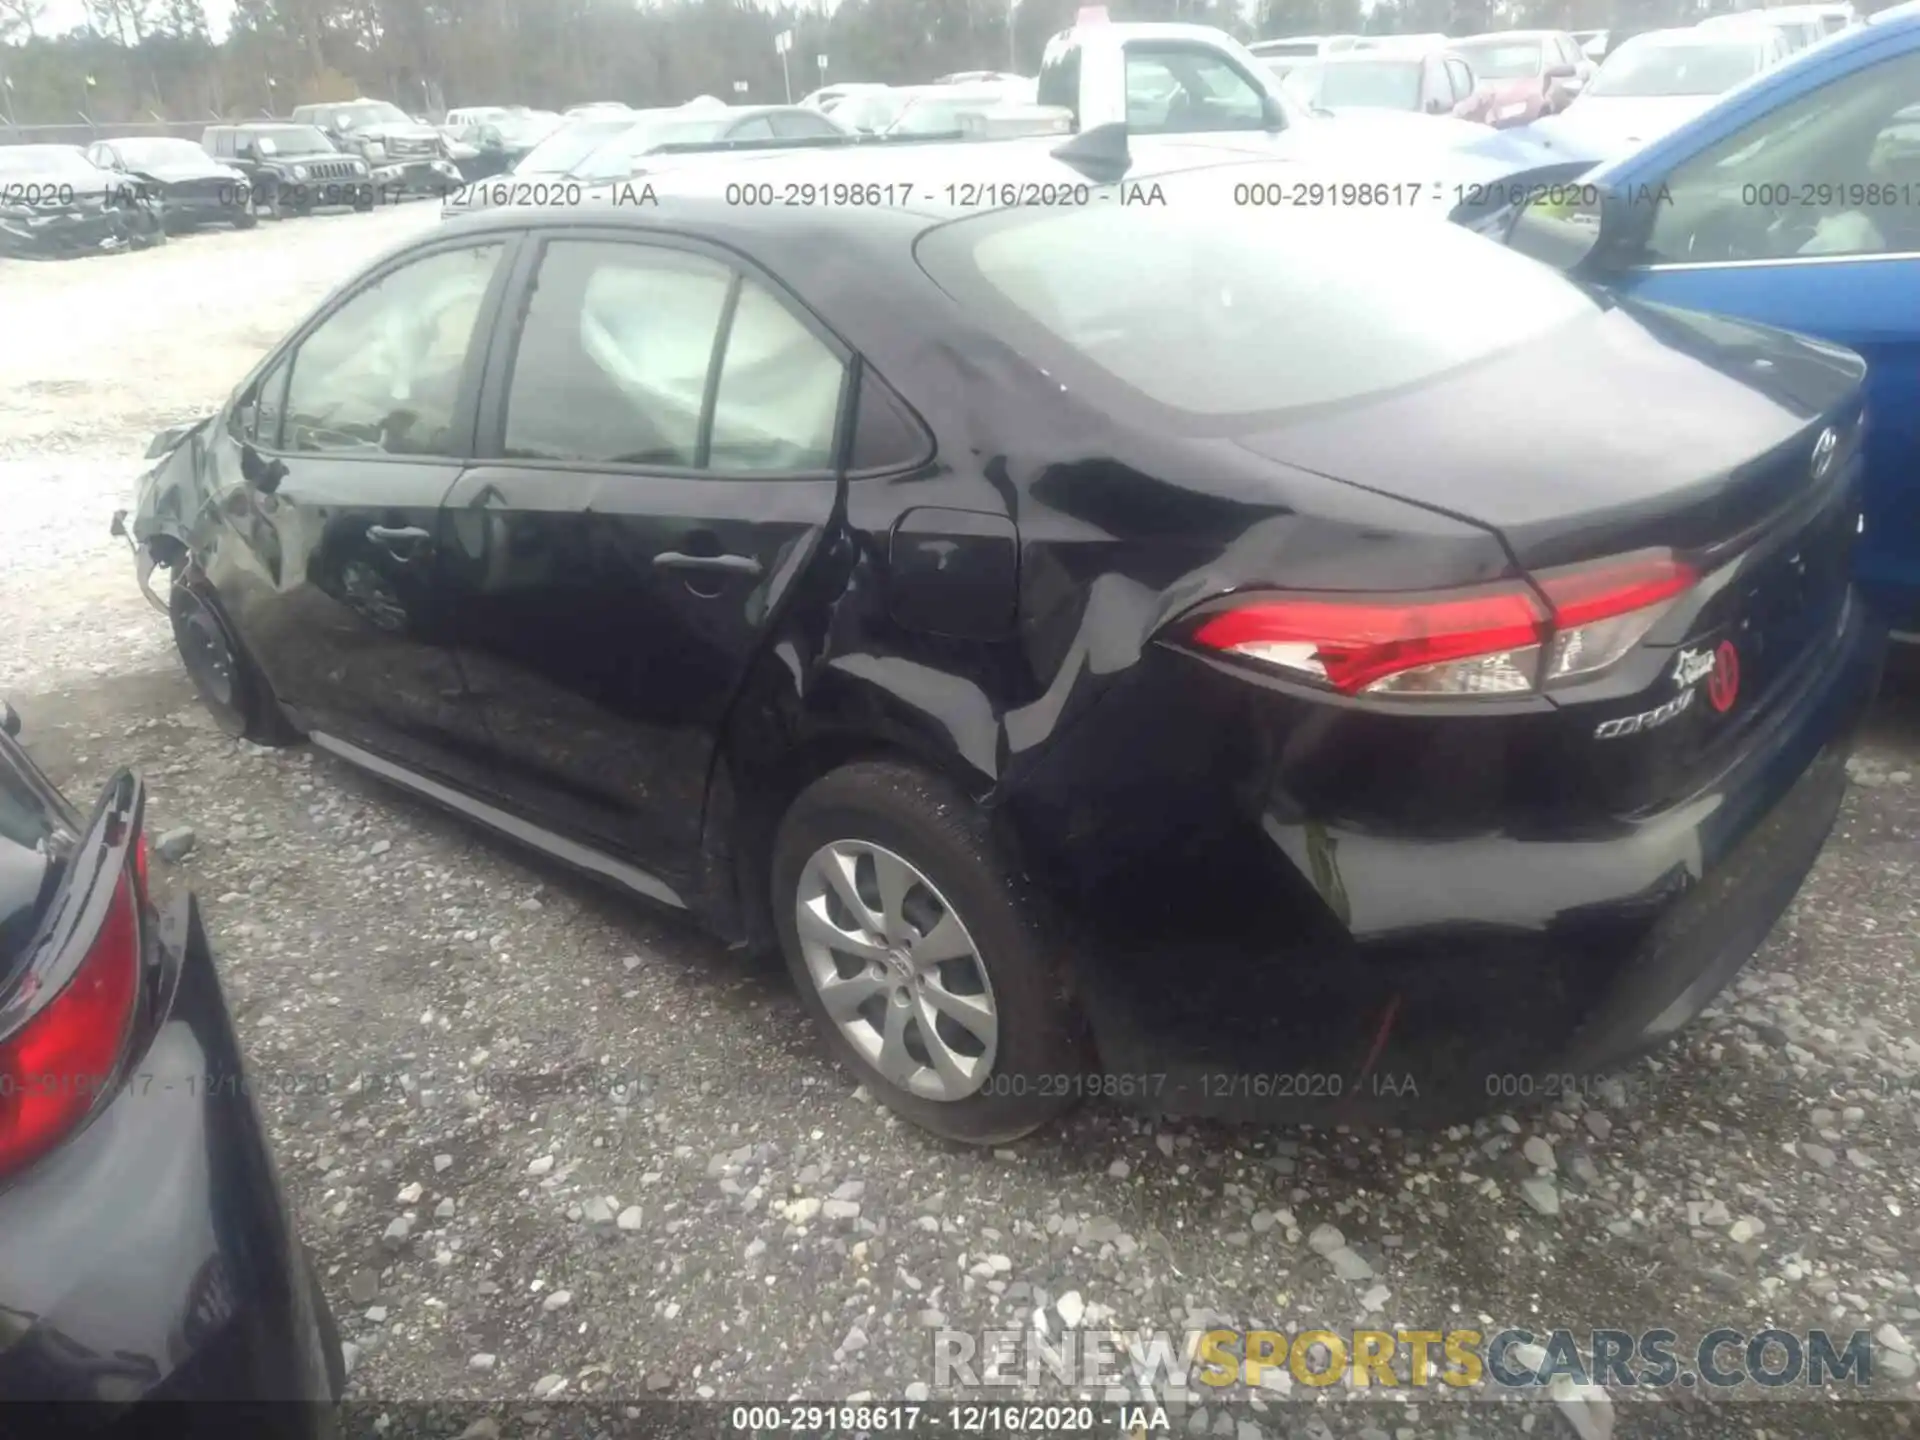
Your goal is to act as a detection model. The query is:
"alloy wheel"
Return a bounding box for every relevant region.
[794,840,999,1102]
[178,599,237,709]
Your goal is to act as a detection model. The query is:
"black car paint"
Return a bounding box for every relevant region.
[0,158,164,258]
[0,726,339,1424]
[87,143,254,231]
[201,127,372,217]
[133,182,1882,1120]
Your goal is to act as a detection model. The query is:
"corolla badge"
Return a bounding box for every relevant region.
[1594,688,1693,740]
[1671,646,1717,690]
[1810,425,1839,481]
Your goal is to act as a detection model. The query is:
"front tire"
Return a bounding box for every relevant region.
[771,760,1089,1145]
[169,576,300,746]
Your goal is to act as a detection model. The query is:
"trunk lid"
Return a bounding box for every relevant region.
[1233,298,1869,815]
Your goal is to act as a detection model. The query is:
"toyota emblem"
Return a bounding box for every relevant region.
[1810,426,1839,481]
[1707,640,1741,713]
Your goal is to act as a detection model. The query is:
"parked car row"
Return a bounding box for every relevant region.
[1,99,475,259]
[1262,7,1865,147]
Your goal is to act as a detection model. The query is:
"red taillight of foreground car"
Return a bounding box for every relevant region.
[1187,549,1698,698]
[0,871,141,1177]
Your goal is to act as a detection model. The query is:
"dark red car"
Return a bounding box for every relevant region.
[1451,29,1596,127]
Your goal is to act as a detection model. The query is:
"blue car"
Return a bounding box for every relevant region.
[1502,8,1920,632]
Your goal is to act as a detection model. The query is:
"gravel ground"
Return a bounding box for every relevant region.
[3,217,1919,1440]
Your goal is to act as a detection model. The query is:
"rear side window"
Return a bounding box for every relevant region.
[916,201,1598,422]
[849,368,931,472]
[501,239,846,472]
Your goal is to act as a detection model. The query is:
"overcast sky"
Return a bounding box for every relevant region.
[39,0,244,42]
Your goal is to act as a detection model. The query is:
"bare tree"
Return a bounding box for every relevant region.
[0,0,46,40]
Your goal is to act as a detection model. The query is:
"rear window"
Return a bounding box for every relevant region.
[915,199,1599,422]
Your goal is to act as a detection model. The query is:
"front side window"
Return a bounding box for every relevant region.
[282,243,503,456]
[917,199,1599,422]
[501,239,844,472]
[1446,58,1475,102]
[1124,47,1269,133]
[1291,60,1425,111]
[1644,49,1920,264]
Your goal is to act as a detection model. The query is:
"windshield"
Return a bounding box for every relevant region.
[0,146,99,176]
[495,112,562,146]
[568,115,726,178]
[330,101,411,130]
[1285,60,1423,110]
[110,137,208,166]
[886,91,1012,134]
[1451,39,1544,80]
[515,117,641,174]
[917,199,1595,420]
[1589,39,1765,96]
[835,90,911,131]
[1262,40,1324,57]
[254,127,335,155]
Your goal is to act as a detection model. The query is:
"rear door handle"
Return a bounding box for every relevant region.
[653,551,763,578]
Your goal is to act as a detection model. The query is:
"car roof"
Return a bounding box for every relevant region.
[1454,30,1557,42]
[1311,49,1431,63]
[0,143,85,158]
[1619,26,1768,47]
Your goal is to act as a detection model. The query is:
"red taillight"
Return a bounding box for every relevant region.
[1191,585,1550,696]
[0,872,140,1176]
[1185,549,1698,698]
[1535,551,1696,629]
[1536,550,1697,684]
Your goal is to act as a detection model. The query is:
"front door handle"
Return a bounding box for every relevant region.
[653,551,763,578]
[367,524,432,559]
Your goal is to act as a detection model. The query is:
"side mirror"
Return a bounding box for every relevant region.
[1,701,20,739]
[145,423,192,459]
[1506,183,1640,274]
[240,444,288,494]
[1546,62,1577,79]
[1426,96,1448,114]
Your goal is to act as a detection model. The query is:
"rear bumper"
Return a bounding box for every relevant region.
[0,895,337,1425]
[1011,590,1885,1124]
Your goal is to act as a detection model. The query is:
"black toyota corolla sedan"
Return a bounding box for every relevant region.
[0,702,343,1424]
[122,145,1885,1142]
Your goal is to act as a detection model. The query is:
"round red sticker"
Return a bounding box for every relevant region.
[1708,640,1741,713]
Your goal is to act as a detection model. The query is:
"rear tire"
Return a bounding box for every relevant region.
[771,760,1089,1145]
[169,576,300,746]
